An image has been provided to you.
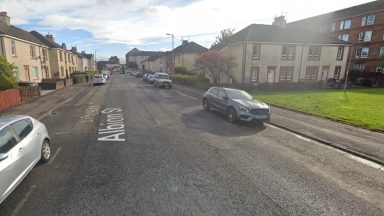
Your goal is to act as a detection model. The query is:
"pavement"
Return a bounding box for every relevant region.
[0,74,383,215]
[172,83,384,166]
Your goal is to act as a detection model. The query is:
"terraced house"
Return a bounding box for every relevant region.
[212,16,350,87]
[172,40,207,73]
[289,0,384,73]
[0,12,50,83]
[30,31,77,79]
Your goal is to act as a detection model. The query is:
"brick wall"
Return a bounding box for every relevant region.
[0,89,21,112]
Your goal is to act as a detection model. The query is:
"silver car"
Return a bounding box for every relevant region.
[0,115,51,204]
[202,87,271,124]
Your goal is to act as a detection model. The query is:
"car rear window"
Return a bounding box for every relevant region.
[10,118,33,140]
[0,127,17,153]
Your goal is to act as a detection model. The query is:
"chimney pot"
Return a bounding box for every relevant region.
[0,11,11,26]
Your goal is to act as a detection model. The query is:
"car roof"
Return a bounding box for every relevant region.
[0,115,32,130]
[156,73,168,75]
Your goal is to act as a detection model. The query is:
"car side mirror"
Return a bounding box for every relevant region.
[0,153,8,162]
[222,96,228,100]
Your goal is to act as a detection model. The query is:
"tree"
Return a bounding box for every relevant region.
[0,55,17,91]
[195,50,237,84]
[211,28,235,47]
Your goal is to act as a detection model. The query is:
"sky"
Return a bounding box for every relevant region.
[0,0,375,63]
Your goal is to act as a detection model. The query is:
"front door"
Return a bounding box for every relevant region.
[321,66,329,81]
[267,67,275,83]
[24,65,30,82]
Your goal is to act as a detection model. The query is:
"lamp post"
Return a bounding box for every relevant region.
[94,49,99,71]
[166,33,174,74]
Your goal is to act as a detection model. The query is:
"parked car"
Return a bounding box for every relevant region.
[0,115,51,204]
[135,71,143,78]
[147,74,156,84]
[154,73,172,88]
[202,87,271,124]
[93,74,107,86]
[142,73,149,82]
[100,70,110,79]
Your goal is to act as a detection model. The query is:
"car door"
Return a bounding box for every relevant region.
[0,126,21,202]
[10,118,39,171]
[206,88,219,109]
[216,88,229,112]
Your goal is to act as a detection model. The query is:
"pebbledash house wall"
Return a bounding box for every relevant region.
[218,42,349,85]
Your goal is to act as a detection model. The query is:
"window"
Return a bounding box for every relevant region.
[11,40,16,56]
[250,67,259,82]
[59,51,63,62]
[305,66,318,81]
[42,48,47,60]
[337,46,344,60]
[354,64,365,72]
[337,34,349,42]
[0,127,17,153]
[330,22,336,32]
[279,66,293,82]
[358,31,372,42]
[376,65,384,72]
[31,66,39,79]
[380,46,384,58]
[334,66,342,79]
[281,45,295,60]
[68,54,71,62]
[10,118,33,140]
[339,20,351,30]
[252,44,260,59]
[367,15,375,25]
[361,15,375,26]
[60,67,64,76]
[217,89,226,98]
[361,16,367,26]
[320,25,327,33]
[30,45,36,58]
[361,47,369,58]
[308,46,321,60]
[209,88,218,95]
[13,66,19,81]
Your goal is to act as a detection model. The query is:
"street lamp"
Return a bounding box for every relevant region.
[166,33,174,74]
[94,49,99,71]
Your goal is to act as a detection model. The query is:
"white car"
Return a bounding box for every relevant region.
[93,74,107,86]
[0,115,51,204]
[101,70,110,79]
[154,73,172,88]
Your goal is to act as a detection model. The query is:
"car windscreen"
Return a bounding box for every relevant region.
[225,89,252,100]
[157,74,169,79]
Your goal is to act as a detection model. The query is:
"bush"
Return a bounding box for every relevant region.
[0,55,18,91]
[174,66,188,75]
[172,74,198,86]
[356,77,372,87]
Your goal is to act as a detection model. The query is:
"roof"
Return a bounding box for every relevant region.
[29,31,62,48]
[212,24,348,50]
[147,54,163,61]
[0,22,46,46]
[173,41,207,54]
[289,1,384,25]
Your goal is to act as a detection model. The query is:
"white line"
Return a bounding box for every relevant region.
[348,155,384,171]
[55,131,70,135]
[48,147,62,165]
[10,185,36,216]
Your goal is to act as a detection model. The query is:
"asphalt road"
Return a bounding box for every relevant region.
[1,73,383,215]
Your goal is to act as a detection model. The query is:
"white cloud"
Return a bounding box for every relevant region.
[1,0,374,49]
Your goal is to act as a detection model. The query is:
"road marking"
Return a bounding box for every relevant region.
[175,90,200,101]
[55,131,70,135]
[10,185,36,216]
[48,147,62,164]
[97,108,125,142]
[348,155,384,172]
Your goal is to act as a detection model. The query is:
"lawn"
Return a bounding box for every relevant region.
[253,88,384,132]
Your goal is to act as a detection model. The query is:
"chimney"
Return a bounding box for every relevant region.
[0,12,11,26]
[272,16,286,28]
[182,40,188,46]
[46,33,55,42]
[71,46,77,52]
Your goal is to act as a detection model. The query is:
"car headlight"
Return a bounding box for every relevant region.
[238,105,249,113]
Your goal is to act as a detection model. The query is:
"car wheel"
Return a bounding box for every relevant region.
[40,139,51,163]
[203,99,210,111]
[154,82,157,87]
[226,107,237,123]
